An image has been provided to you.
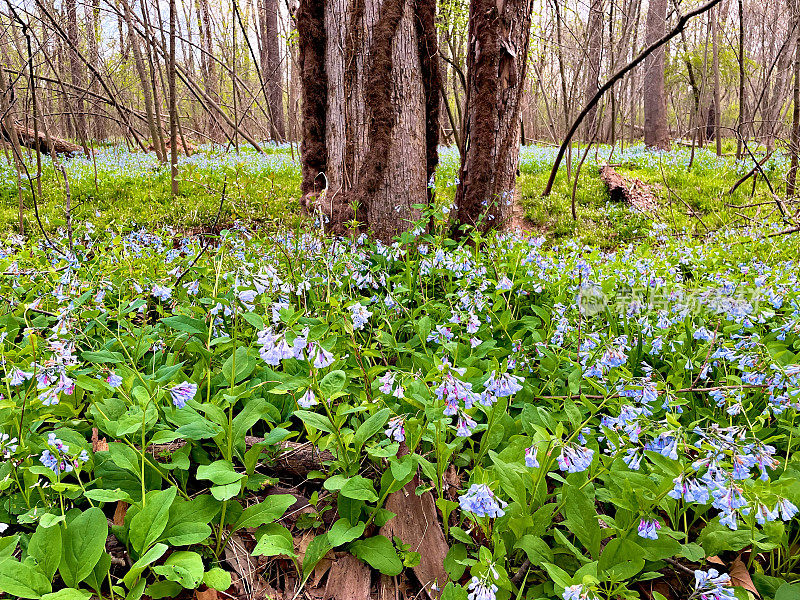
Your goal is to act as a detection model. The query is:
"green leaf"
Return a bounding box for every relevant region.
[84,488,131,503]
[123,543,168,589]
[153,551,205,589]
[145,581,183,600]
[129,487,178,554]
[776,583,800,600]
[0,557,52,599]
[302,534,332,578]
[541,562,573,589]
[106,443,142,475]
[83,553,111,596]
[597,538,645,581]
[162,315,207,336]
[204,567,233,592]
[222,347,256,384]
[232,495,296,532]
[443,544,468,580]
[295,410,334,433]
[327,519,366,547]
[196,461,245,486]
[28,522,62,580]
[515,535,554,567]
[211,482,242,501]
[161,496,220,546]
[340,476,379,502]
[563,481,601,559]
[41,590,92,600]
[82,349,124,364]
[350,535,403,576]
[252,524,297,558]
[59,507,109,588]
[319,370,347,397]
[354,409,391,449]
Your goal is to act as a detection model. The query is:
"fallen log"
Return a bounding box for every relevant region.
[599,165,658,213]
[1,122,84,155]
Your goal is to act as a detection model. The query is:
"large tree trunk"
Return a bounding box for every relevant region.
[643,0,669,149]
[788,0,800,197]
[259,0,286,141]
[584,0,604,141]
[299,0,439,241]
[87,0,106,140]
[453,0,533,233]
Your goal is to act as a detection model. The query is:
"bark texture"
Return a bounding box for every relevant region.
[585,0,605,140]
[297,0,328,201]
[322,0,430,239]
[643,0,669,149]
[453,0,534,233]
[259,0,286,141]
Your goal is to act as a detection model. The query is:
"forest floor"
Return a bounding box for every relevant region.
[0,141,794,245]
[0,142,799,600]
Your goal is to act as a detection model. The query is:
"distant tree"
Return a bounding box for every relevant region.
[258,0,285,141]
[585,0,605,140]
[643,0,669,149]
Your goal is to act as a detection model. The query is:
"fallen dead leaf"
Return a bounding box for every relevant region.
[730,556,759,597]
[323,553,371,600]
[113,501,129,526]
[195,588,218,600]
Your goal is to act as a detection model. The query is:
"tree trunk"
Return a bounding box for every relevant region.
[259,0,286,141]
[736,0,745,158]
[712,5,722,155]
[453,0,533,232]
[197,0,223,141]
[87,0,106,140]
[299,0,439,241]
[66,0,88,142]
[169,0,179,195]
[788,0,800,197]
[585,0,604,141]
[643,0,669,148]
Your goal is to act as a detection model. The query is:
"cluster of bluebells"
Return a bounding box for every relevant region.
[459,483,507,519]
[40,433,89,475]
[690,569,736,600]
[169,381,198,408]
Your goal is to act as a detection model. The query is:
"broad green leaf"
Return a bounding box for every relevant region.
[204,567,233,592]
[597,538,645,581]
[563,482,601,559]
[515,535,553,567]
[59,507,109,588]
[0,557,52,599]
[350,535,403,576]
[294,410,334,433]
[252,524,297,558]
[122,543,169,589]
[340,476,378,502]
[129,487,178,554]
[302,533,332,578]
[41,590,91,600]
[153,551,204,589]
[327,519,365,547]
[319,370,347,397]
[162,315,207,336]
[196,461,245,485]
[232,495,296,532]
[354,409,391,448]
[28,522,62,580]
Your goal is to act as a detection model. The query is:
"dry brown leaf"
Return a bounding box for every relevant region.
[113,501,129,526]
[730,556,759,597]
[195,588,218,600]
[91,427,109,452]
[707,556,725,565]
[381,476,449,599]
[323,553,371,600]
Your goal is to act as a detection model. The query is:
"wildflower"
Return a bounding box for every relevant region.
[151,284,172,301]
[456,413,477,437]
[467,576,498,600]
[0,523,7,533]
[106,372,123,388]
[557,445,594,473]
[310,343,335,369]
[495,276,513,291]
[524,445,539,468]
[0,432,18,458]
[459,484,507,518]
[637,518,661,540]
[691,569,735,600]
[350,303,372,330]
[563,584,597,600]
[169,381,197,408]
[8,367,33,386]
[776,498,799,521]
[298,389,318,409]
[385,416,405,442]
